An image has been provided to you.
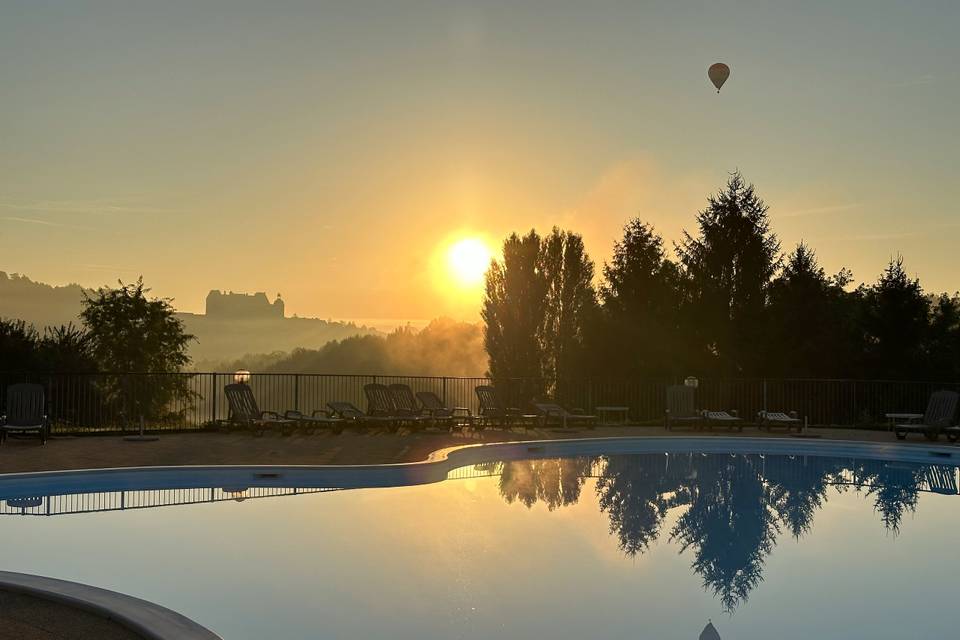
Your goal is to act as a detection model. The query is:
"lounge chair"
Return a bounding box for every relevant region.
[364,383,427,431]
[389,383,450,430]
[223,383,297,436]
[758,410,803,433]
[894,390,959,441]
[532,402,597,429]
[701,410,743,431]
[325,401,395,430]
[416,391,473,430]
[1,383,49,445]
[665,385,701,430]
[283,409,344,435]
[475,385,538,429]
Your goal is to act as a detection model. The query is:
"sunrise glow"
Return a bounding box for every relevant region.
[446,237,493,288]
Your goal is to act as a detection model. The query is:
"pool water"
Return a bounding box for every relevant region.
[1,451,958,639]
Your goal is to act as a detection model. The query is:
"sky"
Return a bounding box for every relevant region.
[2,1,958,324]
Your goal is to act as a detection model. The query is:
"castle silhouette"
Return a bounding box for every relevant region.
[205,290,284,320]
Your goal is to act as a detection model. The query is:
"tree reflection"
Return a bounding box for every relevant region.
[849,460,937,532]
[490,452,957,612]
[498,457,593,511]
[669,455,779,612]
[596,453,685,555]
[763,455,842,538]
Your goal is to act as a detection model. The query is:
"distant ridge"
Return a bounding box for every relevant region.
[0,272,377,363]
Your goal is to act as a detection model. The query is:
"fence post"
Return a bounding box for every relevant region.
[294,374,300,412]
[762,378,767,412]
[211,373,218,425]
[442,377,448,404]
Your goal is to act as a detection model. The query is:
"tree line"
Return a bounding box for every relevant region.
[483,171,960,393]
[0,279,194,423]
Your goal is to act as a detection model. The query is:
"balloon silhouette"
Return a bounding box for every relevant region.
[708,63,730,93]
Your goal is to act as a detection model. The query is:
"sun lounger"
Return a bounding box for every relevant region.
[532,402,597,429]
[416,391,473,430]
[283,409,344,435]
[364,383,428,431]
[326,401,396,430]
[894,390,959,441]
[223,383,297,436]
[388,383,450,430]
[475,385,538,429]
[702,410,743,431]
[758,410,803,433]
[1,383,49,445]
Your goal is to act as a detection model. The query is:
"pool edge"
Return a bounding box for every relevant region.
[0,570,222,640]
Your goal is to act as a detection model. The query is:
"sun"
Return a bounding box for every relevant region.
[447,237,492,287]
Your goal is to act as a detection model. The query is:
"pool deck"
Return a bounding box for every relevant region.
[0,588,141,640]
[0,425,950,474]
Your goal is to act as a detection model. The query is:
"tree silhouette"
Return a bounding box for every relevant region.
[483,231,547,399]
[860,257,930,380]
[677,172,781,375]
[766,244,862,378]
[540,228,597,397]
[595,219,686,376]
[483,228,597,401]
[923,293,960,382]
[81,278,195,423]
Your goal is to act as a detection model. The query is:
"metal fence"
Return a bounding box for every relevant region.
[1,371,958,435]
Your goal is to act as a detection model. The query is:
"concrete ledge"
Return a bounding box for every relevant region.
[0,436,956,500]
[0,571,221,640]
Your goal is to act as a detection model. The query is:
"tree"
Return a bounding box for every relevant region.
[81,278,193,372]
[81,278,195,423]
[540,228,597,395]
[597,219,685,376]
[677,172,781,375]
[0,320,95,373]
[0,319,41,371]
[860,257,929,379]
[37,324,96,373]
[483,231,546,400]
[766,243,862,377]
[483,228,597,401]
[925,294,960,382]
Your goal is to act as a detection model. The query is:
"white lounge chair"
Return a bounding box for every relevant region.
[758,410,803,433]
[701,410,743,432]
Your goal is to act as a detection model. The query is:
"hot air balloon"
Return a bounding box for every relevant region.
[708,63,730,93]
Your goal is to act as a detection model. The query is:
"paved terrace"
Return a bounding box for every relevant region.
[0,425,951,474]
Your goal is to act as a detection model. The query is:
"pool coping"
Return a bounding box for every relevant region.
[0,436,956,498]
[0,571,222,640]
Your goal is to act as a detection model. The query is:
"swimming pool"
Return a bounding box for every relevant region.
[1,438,957,639]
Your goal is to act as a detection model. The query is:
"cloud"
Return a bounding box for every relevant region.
[851,231,923,241]
[0,216,94,230]
[886,74,935,89]
[0,198,184,216]
[778,203,862,218]
[78,263,140,273]
[559,155,712,260]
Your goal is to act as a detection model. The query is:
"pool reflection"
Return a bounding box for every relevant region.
[486,453,958,611]
[2,452,957,616]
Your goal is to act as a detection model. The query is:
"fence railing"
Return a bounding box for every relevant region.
[1,372,958,435]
